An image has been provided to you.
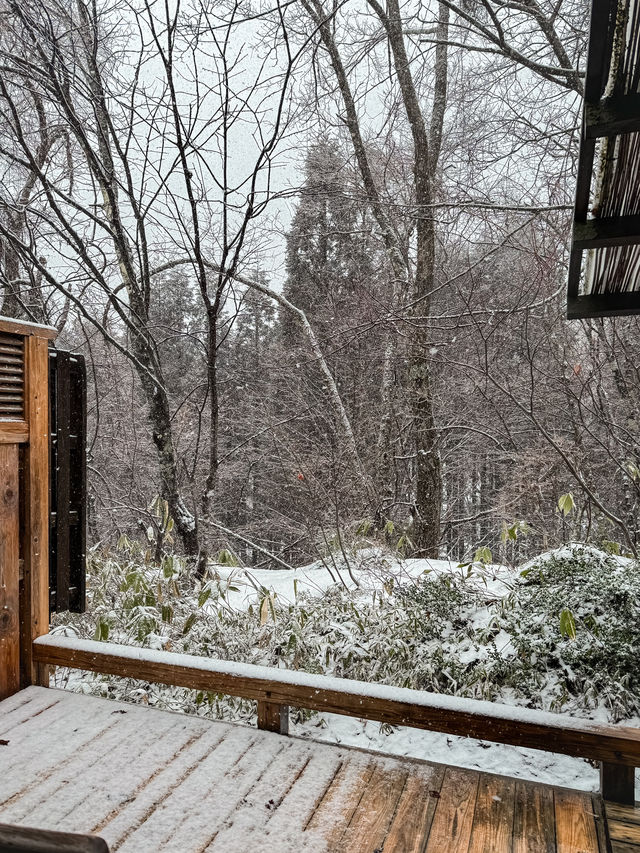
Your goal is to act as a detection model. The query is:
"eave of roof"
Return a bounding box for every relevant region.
[568,0,640,318]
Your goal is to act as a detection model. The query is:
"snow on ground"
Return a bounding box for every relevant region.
[294,714,602,791]
[205,548,638,794]
[212,549,514,611]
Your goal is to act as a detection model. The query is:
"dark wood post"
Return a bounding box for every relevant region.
[257,698,289,735]
[601,762,635,805]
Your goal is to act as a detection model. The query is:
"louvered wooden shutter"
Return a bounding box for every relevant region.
[0,333,25,420]
[49,349,87,614]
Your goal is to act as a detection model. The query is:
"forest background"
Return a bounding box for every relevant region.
[0,0,637,575]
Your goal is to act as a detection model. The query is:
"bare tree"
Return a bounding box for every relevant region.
[300,0,451,555]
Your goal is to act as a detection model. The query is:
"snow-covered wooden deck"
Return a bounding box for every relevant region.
[0,686,619,852]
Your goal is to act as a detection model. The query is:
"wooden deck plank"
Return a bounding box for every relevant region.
[116,727,287,851]
[0,700,122,804]
[63,719,220,834]
[0,688,617,853]
[205,740,323,850]
[555,789,600,853]
[0,692,64,739]
[512,781,556,853]
[304,754,376,847]
[94,726,240,849]
[606,802,640,826]
[592,795,612,853]
[423,766,479,853]
[608,820,640,847]
[0,702,182,825]
[0,686,59,733]
[467,773,516,853]
[381,763,445,852]
[337,764,408,852]
[607,801,640,850]
[0,698,177,793]
[260,748,348,846]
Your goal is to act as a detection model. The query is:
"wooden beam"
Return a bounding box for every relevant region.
[573,214,640,250]
[583,0,617,103]
[566,0,620,316]
[585,94,640,138]
[33,636,640,767]
[567,292,640,319]
[54,350,70,612]
[0,317,57,340]
[0,444,19,701]
[21,336,51,688]
[567,247,583,301]
[573,135,596,224]
[0,420,29,444]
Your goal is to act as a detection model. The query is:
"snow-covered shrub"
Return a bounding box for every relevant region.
[52,541,640,726]
[497,546,640,719]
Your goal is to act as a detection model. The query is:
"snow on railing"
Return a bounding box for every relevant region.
[33,634,639,804]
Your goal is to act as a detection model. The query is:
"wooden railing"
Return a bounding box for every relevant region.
[33,635,638,805]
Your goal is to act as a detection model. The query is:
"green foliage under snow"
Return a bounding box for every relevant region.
[53,542,640,725]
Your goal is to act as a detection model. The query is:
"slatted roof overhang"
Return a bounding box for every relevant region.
[568,0,640,318]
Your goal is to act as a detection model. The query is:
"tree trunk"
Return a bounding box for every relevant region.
[374,0,449,556]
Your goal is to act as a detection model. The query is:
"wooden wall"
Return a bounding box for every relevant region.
[0,318,56,701]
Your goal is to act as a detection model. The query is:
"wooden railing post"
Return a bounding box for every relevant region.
[21,334,52,688]
[257,698,289,735]
[601,762,635,804]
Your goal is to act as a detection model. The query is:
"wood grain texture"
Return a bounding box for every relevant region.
[468,774,516,853]
[0,823,109,852]
[382,764,444,852]
[338,765,406,851]
[555,789,600,853]
[0,687,616,853]
[0,317,57,340]
[609,819,640,846]
[257,698,289,734]
[512,781,556,853]
[591,794,613,853]
[33,634,640,768]
[308,760,376,848]
[423,766,479,853]
[0,421,28,444]
[21,336,50,688]
[606,802,640,825]
[0,444,19,701]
